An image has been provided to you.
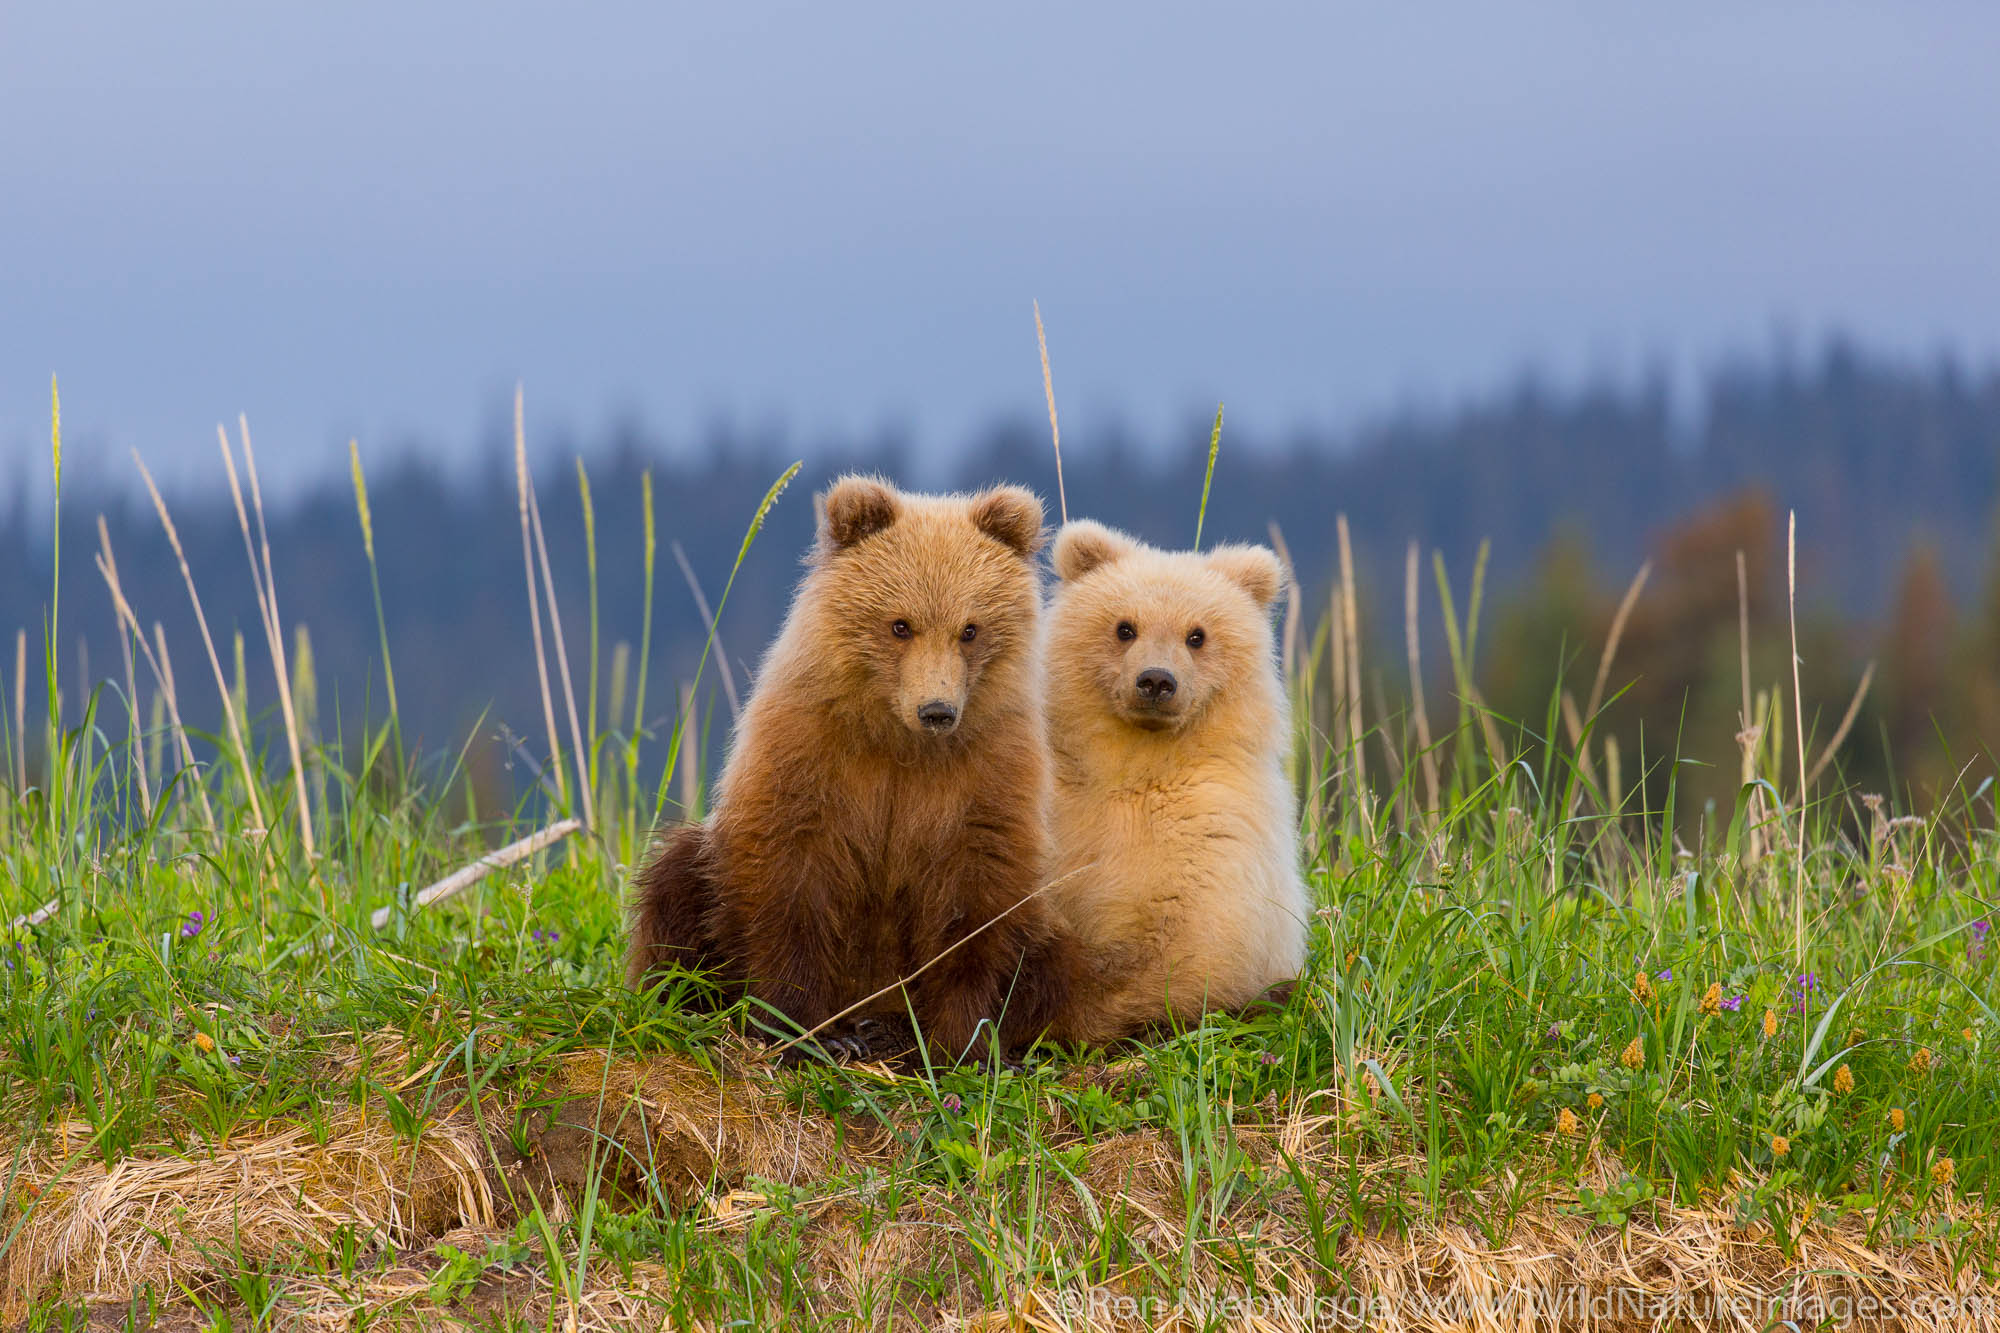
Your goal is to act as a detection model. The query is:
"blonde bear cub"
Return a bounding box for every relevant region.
[1044,520,1310,1043]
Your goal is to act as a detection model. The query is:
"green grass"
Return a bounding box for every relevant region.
[0,412,1995,1329]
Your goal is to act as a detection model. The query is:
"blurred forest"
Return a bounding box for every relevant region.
[5,338,2000,822]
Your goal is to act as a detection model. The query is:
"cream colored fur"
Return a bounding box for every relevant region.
[1044,520,1309,1042]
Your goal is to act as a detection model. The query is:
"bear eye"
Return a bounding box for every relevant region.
[891,619,913,639]
[1186,627,1206,649]
[1115,621,1137,642]
[960,623,979,643]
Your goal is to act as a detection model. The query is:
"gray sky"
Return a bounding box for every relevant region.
[5,3,1998,496]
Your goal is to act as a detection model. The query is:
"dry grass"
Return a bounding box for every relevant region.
[4,1050,1992,1330]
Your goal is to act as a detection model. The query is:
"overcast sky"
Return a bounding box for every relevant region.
[5,3,1999,496]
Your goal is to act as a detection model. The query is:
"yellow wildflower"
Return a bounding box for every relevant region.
[1771,1135,1790,1157]
[193,1032,215,1053]
[1620,1038,1644,1070]
[1700,982,1722,1016]
[1556,1107,1582,1137]
[1833,1064,1854,1096]
[1587,1092,1604,1111]
[1763,1008,1778,1039]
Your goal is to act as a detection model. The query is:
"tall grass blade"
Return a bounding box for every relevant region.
[514,387,568,812]
[348,441,400,742]
[1193,403,1223,552]
[227,418,317,862]
[671,540,740,722]
[652,461,802,821]
[134,451,267,839]
[1033,300,1067,525]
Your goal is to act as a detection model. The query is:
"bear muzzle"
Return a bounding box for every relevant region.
[916,699,961,733]
[1126,667,1185,729]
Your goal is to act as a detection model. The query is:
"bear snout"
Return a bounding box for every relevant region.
[1134,667,1178,704]
[916,699,961,732]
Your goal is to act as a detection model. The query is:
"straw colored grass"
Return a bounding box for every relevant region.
[2,1110,491,1321]
[5,1055,1991,1330]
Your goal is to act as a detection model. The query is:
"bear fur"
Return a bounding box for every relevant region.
[626,475,1074,1060]
[1041,520,1309,1043]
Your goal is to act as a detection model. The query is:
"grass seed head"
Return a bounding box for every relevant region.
[1620,1038,1644,1070]
[1586,1092,1604,1110]
[1833,1064,1854,1095]
[1764,1008,1779,1039]
[1908,1046,1932,1076]
[1633,970,1655,1003]
[1700,982,1722,1016]
[1556,1107,1581,1137]
[1932,1157,1955,1187]
[1889,1107,1907,1132]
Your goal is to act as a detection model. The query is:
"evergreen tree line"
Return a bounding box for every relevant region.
[3,337,1997,815]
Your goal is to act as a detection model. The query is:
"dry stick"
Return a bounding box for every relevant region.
[513,391,566,809]
[1735,549,1764,864]
[98,517,151,821]
[670,540,740,723]
[677,683,699,819]
[1585,561,1652,722]
[92,546,215,831]
[222,421,316,861]
[1736,551,1754,729]
[767,863,1092,1059]
[1329,584,1348,809]
[1787,511,1808,975]
[134,452,268,837]
[1404,542,1439,815]
[9,898,59,929]
[1336,515,1365,794]
[525,454,595,831]
[11,629,25,792]
[1805,661,1875,788]
[1033,300,1067,525]
[368,818,581,930]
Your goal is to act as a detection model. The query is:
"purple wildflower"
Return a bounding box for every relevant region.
[1720,995,1746,1012]
[531,929,562,945]
[1656,969,1673,983]
[1546,1023,1563,1041]
[1971,921,1991,963]
[941,1093,962,1113]
[1259,1051,1281,1066]
[181,910,205,940]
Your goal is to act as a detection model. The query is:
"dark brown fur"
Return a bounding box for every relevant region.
[627,477,1076,1059]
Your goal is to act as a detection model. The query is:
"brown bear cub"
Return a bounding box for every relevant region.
[627,475,1073,1061]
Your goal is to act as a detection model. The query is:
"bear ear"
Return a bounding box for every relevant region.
[969,485,1046,559]
[1052,520,1138,581]
[1206,543,1285,609]
[819,475,901,551]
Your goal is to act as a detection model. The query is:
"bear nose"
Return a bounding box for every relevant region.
[917,700,959,732]
[1135,668,1178,703]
